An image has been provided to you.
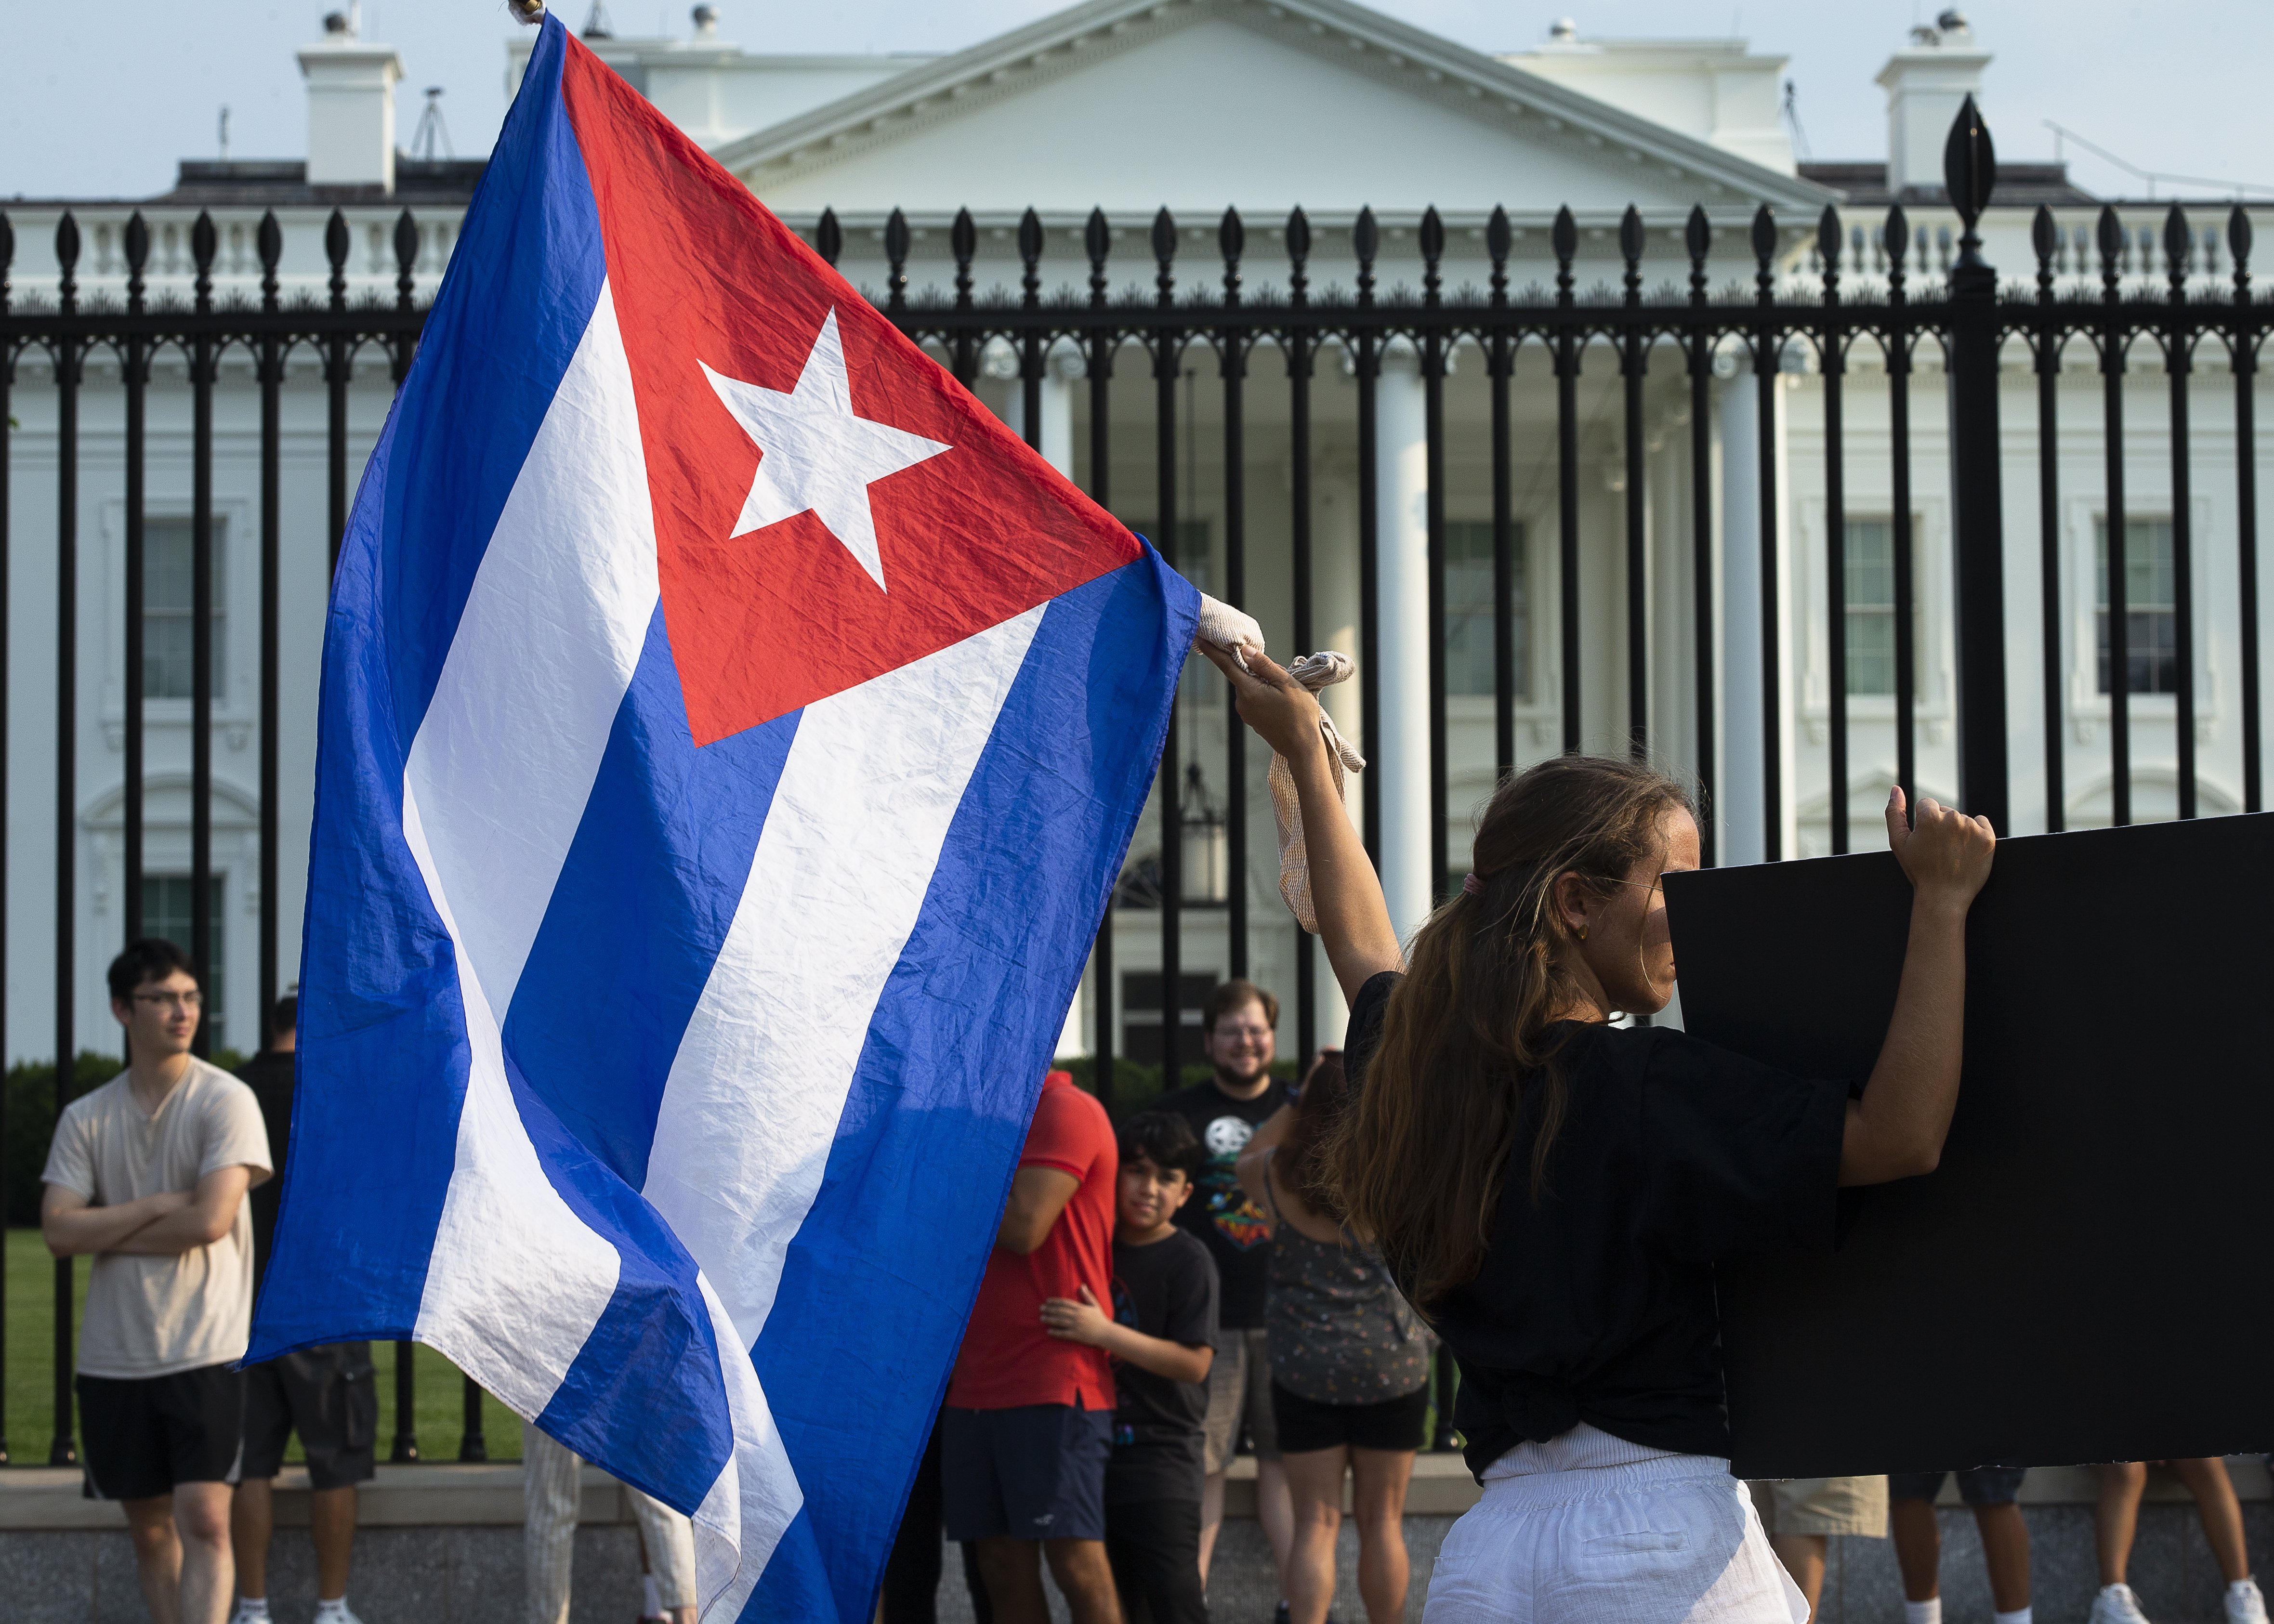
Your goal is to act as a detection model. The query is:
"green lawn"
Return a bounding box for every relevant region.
[3,1229,519,1465]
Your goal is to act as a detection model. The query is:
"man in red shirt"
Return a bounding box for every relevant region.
[944,1071,1123,1624]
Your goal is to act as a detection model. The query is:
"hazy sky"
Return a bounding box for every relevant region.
[5,0,2268,203]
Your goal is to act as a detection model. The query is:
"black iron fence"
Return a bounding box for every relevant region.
[0,97,2264,1465]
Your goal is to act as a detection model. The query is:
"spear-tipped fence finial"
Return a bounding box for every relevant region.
[1942,93,1997,267]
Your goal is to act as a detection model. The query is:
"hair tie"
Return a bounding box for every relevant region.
[1461,872,1485,896]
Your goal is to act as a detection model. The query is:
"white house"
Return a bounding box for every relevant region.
[5,0,2262,1066]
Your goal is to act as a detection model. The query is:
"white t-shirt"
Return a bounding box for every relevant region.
[41,1059,273,1379]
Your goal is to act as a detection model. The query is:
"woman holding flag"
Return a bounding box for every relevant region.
[1194,640,1996,1624]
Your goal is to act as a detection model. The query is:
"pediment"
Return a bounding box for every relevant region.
[717,0,1829,222]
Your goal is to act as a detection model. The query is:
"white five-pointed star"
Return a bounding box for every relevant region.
[699,309,950,592]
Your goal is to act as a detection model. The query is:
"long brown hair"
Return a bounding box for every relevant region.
[1280,1050,1348,1224]
[1328,755,1691,1308]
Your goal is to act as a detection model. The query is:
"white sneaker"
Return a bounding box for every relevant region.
[2090,1585,2153,1624]
[2230,1579,2271,1624]
[312,1606,368,1624]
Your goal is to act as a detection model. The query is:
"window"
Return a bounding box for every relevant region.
[1842,519,1897,696]
[1168,520,1210,590]
[1119,972,1219,1067]
[2096,518,2179,694]
[143,518,227,701]
[141,875,225,1045]
[1444,520,1527,698]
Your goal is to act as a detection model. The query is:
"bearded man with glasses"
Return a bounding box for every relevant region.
[42,937,273,1624]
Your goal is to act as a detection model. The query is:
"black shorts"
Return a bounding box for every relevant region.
[1888,1466,2029,1506]
[243,1342,378,1490]
[79,1363,245,1502]
[941,1404,1113,1543]
[1270,1381,1429,1456]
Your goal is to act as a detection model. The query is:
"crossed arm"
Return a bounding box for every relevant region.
[42,1165,261,1258]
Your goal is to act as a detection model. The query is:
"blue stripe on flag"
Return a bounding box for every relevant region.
[377,18,609,754]
[500,1049,736,1515]
[745,552,1198,1621]
[503,609,803,1189]
[247,14,611,1360]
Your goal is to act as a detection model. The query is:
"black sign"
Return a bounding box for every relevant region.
[1665,813,2274,1478]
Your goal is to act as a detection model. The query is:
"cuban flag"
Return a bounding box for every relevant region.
[248,15,1193,1620]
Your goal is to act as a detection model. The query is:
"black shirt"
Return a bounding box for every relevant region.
[1344,971,1848,1476]
[236,1048,297,1286]
[1106,1227,1220,1504]
[1155,1077,1287,1329]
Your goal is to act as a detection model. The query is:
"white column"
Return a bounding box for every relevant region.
[1718,366,1797,865]
[1003,349,1078,478]
[1036,346,1083,1057]
[1719,369,1764,865]
[1314,468,1362,1048]
[1375,346,1433,943]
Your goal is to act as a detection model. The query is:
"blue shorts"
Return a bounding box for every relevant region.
[1888,1466,2029,1506]
[941,1404,1113,1543]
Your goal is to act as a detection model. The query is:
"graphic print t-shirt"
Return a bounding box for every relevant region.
[1107,1227,1219,1505]
[1157,1078,1287,1329]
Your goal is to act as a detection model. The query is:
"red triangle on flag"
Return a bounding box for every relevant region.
[561,40,1138,747]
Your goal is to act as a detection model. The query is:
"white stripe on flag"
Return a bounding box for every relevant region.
[404,277,660,1019]
[405,781,621,1418]
[644,606,1047,1349]
[401,275,656,1424]
[690,1270,802,1616]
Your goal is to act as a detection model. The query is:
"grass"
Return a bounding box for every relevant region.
[2,1229,520,1465]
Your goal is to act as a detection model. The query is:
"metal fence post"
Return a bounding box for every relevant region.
[52,211,82,1469]
[392,1339,419,1462]
[460,1372,488,1462]
[1944,95,2012,832]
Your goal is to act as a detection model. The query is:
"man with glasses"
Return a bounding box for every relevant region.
[42,939,273,1624]
[1154,980,1296,1602]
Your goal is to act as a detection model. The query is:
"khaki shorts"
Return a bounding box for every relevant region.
[1200,1327,1279,1473]
[1746,1474,1889,1538]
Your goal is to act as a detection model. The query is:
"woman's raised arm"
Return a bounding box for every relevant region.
[1196,643,1403,1001]
[1840,787,1998,1186]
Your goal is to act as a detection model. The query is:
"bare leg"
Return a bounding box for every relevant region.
[1349,1448,1415,1624]
[230,1477,274,1601]
[1974,1502,2031,1614]
[2097,1462,2147,1586]
[1041,1538,1124,1624]
[1770,1533,1828,1622]
[2171,1457,2253,1585]
[176,1481,238,1624]
[1255,1458,1295,1596]
[127,1495,185,1624]
[1196,1471,1226,1585]
[1890,1497,1942,1602]
[975,1538,1049,1624]
[309,1485,357,1602]
[1280,1446,1348,1624]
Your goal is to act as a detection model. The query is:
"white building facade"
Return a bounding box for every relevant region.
[5,0,2264,1066]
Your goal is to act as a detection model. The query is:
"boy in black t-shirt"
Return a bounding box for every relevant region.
[1042,1113,1220,1624]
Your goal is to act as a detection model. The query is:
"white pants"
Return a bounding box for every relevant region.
[524,1426,700,1624]
[1422,1424,1808,1624]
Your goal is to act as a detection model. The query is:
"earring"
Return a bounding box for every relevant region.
[1577,923,1589,942]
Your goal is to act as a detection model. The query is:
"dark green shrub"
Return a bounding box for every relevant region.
[7,1052,124,1227]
